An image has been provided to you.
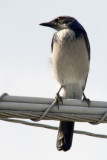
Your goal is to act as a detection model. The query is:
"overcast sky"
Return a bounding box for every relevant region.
[0,0,107,160]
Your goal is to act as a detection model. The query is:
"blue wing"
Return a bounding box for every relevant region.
[70,19,90,60]
[51,34,55,52]
[82,32,90,60]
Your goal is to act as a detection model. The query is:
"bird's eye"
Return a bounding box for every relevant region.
[55,18,59,22]
[55,17,61,23]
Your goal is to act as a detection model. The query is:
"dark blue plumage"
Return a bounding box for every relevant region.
[70,20,90,60]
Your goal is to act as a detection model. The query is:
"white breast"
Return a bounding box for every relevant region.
[52,29,89,90]
[54,29,75,41]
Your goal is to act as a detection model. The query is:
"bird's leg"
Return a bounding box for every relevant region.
[55,85,63,109]
[82,92,91,107]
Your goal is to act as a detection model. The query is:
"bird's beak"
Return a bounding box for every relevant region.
[39,22,54,28]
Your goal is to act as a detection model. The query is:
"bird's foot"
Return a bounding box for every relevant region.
[82,93,91,107]
[55,86,63,109]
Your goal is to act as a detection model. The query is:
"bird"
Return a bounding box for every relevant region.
[40,16,90,152]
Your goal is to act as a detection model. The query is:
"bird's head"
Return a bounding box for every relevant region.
[39,16,76,31]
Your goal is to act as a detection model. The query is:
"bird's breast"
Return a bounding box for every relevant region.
[52,29,89,87]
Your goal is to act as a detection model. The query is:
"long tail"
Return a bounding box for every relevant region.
[56,85,82,151]
[57,121,74,151]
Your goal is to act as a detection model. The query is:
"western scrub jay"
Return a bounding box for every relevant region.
[40,16,90,151]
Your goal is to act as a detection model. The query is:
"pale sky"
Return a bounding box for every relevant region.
[0,0,107,159]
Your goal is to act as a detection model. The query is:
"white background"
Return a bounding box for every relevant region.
[0,0,107,159]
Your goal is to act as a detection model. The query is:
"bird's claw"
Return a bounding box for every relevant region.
[82,93,91,107]
[55,86,63,109]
